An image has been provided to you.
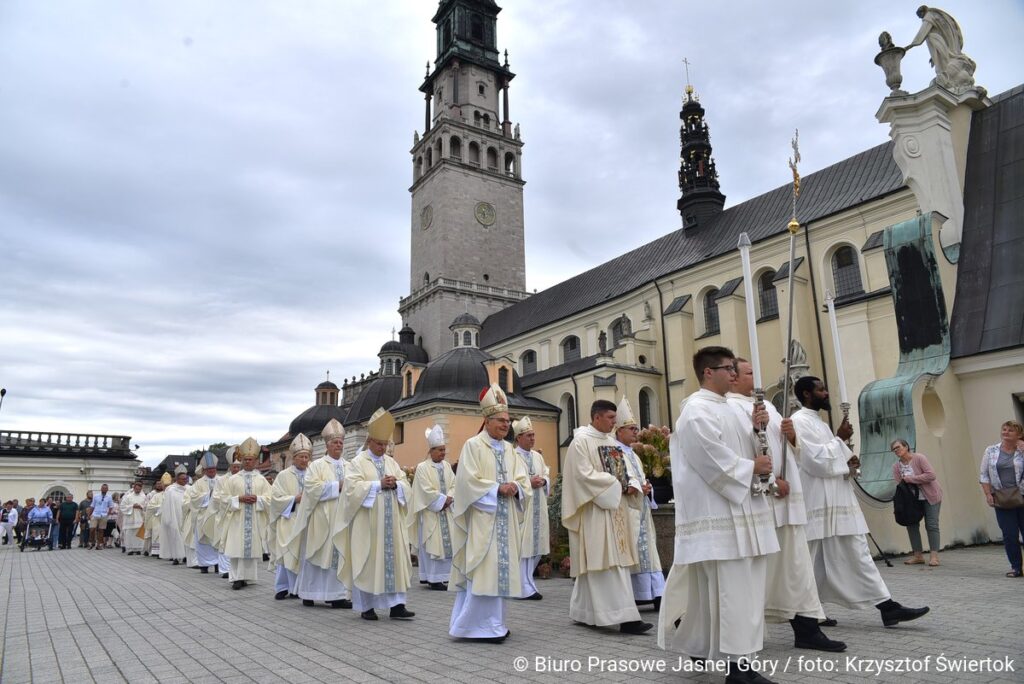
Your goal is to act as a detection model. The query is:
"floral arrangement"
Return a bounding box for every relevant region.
[401,465,416,483]
[633,424,671,478]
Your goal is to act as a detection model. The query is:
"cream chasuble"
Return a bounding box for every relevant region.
[269,467,306,574]
[144,490,163,551]
[408,458,456,562]
[221,470,272,560]
[289,455,347,570]
[335,451,412,596]
[450,432,530,597]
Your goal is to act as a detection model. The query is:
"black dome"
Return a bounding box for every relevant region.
[379,340,406,355]
[316,380,339,390]
[450,312,481,328]
[289,403,347,437]
[343,376,403,427]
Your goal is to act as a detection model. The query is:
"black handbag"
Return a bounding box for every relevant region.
[893,481,925,526]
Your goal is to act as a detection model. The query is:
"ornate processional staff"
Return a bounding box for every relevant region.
[777,130,804,484]
[824,290,861,479]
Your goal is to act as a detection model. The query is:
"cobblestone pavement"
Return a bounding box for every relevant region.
[0,543,1021,683]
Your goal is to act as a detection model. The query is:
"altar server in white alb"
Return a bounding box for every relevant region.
[180,465,201,567]
[144,475,169,556]
[792,376,929,627]
[184,451,221,574]
[613,397,665,612]
[120,482,148,556]
[562,399,651,635]
[726,360,844,652]
[269,434,312,600]
[512,416,550,601]
[448,384,530,643]
[289,419,352,609]
[408,424,456,590]
[158,465,189,565]
[221,437,273,590]
[336,409,415,621]
[659,346,779,684]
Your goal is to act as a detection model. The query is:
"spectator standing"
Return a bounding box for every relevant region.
[57,495,79,549]
[1,502,16,546]
[47,498,60,550]
[89,485,113,550]
[13,500,24,544]
[979,420,1024,577]
[891,439,943,566]
[78,491,93,548]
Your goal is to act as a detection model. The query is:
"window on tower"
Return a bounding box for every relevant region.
[463,331,472,346]
[561,335,581,363]
[470,14,484,42]
[520,350,537,375]
[450,136,462,160]
[482,113,490,130]
[468,142,480,166]
[831,246,864,298]
[758,270,779,319]
[498,366,509,392]
[486,147,498,171]
[703,288,720,335]
[504,152,516,178]
[453,333,459,347]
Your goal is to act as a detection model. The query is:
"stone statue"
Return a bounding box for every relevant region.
[905,6,977,92]
[513,123,520,140]
[643,301,653,321]
[598,331,608,354]
[414,131,420,145]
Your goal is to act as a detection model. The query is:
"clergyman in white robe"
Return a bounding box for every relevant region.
[158,474,188,563]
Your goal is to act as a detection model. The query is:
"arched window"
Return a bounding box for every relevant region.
[468,142,480,165]
[44,486,70,504]
[639,389,652,428]
[415,157,423,180]
[423,272,430,285]
[486,147,498,170]
[498,367,509,391]
[610,316,631,346]
[703,288,720,335]
[504,152,516,177]
[520,349,537,375]
[560,393,577,436]
[831,246,864,298]
[562,335,581,363]
[470,14,484,42]
[463,330,472,346]
[384,359,393,375]
[425,147,433,167]
[405,371,413,396]
[435,138,442,160]
[758,270,778,319]
[482,113,490,130]
[450,136,462,160]
[474,111,482,127]
[474,332,479,346]
[453,332,459,347]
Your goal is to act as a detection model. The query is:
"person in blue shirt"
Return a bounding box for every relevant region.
[21,499,54,550]
[89,484,113,550]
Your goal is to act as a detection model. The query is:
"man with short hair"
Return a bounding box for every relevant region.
[89,485,113,550]
[726,360,844,652]
[221,437,273,589]
[270,435,312,600]
[614,397,665,613]
[57,494,79,549]
[448,384,530,642]
[184,453,221,573]
[792,376,929,628]
[408,424,456,590]
[77,492,92,547]
[660,346,779,684]
[289,420,352,608]
[337,409,414,621]
[562,398,651,635]
[512,416,550,601]
[121,482,147,555]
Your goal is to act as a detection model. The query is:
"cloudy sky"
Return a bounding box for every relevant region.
[1,1,1020,466]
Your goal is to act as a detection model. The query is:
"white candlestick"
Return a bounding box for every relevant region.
[825,291,849,404]
[736,233,762,389]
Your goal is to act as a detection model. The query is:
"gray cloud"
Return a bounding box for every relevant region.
[1,0,1020,465]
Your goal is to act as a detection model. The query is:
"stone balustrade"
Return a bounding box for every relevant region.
[0,430,133,456]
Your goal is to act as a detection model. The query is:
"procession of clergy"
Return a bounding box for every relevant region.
[123,344,930,684]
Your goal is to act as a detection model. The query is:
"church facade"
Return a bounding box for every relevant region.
[283,1,1022,555]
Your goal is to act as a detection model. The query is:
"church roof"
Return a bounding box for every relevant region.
[389,346,555,414]
[950,85,1024,358]
[289,404,348,437]
[480,141,904,347]
[343,376,403,428]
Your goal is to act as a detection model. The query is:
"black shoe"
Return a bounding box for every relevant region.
[726,661,775,684]
[213,564,219,573]
[263,553,270,562]
[275,590,289,600]
[143,552,150,556]
[122,547,126,554]
[330,599,352,609]
[820,616,838,627]
[220,573,229,579]
[361,609,378,621]
[200,567,209,574]
[302,600,315,607]
[427,582,447,591]
[289,593,298,599]
[878,600,929,627]
[791,615,847,652]
[172,559,180,566]
[390,604,415,619]
[419,580,429,584]
[478,630,510,643]
[520,592,542,600]
[232,580,245,590]
[619,620,653,634]
[653,596,661,612]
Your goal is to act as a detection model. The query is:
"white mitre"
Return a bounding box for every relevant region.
[425,424,446,449]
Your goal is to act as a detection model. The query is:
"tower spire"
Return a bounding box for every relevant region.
[676,70,725,230]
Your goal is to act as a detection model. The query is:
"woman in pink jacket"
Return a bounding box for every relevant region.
[891,439,943,566]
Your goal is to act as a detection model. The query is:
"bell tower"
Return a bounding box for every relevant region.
[400,0,528,360]
[677,84,726,229]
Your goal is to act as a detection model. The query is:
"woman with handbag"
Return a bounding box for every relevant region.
[891,439,943,566]
[979,420,1024,577]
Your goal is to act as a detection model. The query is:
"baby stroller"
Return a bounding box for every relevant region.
[21,521,53,551]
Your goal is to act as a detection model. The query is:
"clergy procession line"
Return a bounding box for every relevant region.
[105,346,930,684]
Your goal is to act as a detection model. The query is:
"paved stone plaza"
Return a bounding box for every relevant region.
[0,543,1020,684]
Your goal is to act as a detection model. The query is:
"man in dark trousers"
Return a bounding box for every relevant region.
[57,494,79,549]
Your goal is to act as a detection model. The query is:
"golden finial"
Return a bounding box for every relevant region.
[683,57,694,97]
[787,129,801,233]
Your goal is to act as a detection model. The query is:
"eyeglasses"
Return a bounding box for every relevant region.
[708,364,738,374]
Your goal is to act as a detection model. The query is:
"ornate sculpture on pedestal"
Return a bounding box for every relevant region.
[905,6,979,94]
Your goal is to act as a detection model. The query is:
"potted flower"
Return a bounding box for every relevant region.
[634,425,673,504]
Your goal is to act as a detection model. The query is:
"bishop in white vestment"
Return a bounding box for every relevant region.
[184,452,221,573]
[290,419,352,608]
[792,376,929,627]
[408,425,456,590]
[336,409,415,620]
[144,476,168,556]
[449,384,530,642]
[213,453,241,579]
[270,434,312,600]
[221,437,273,589]
[512,416,550,601]
[613,397,665,611]
[562,399,650,634]
[158,466,189,564]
